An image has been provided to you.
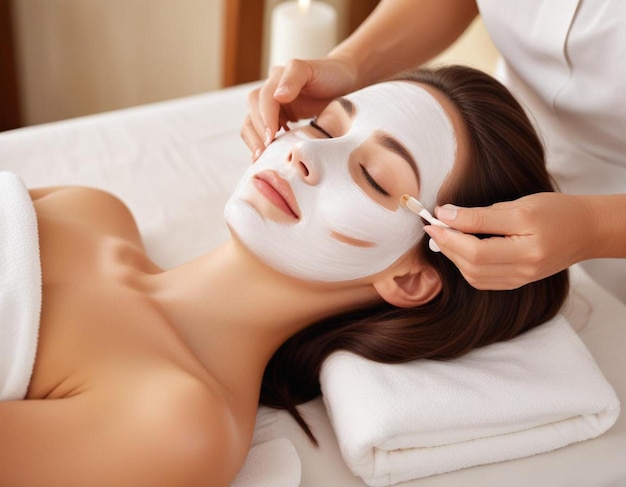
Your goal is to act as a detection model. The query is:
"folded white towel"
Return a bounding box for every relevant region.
[320,315,620,486]
[230,438,301,487]
[0,171,42,401]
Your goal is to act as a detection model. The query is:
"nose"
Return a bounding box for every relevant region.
[288,142,319,184]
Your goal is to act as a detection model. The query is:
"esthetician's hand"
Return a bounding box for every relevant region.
[241,56,358,160]
[424,192,598,290]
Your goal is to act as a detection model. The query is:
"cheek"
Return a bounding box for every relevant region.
[319,182,397,244]
[254,141,289,170]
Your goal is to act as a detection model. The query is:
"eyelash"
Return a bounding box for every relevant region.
[310,118,390,197]
[309,118,333,139]
[360,164,390,197]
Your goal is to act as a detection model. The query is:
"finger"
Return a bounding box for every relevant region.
[455,262,535,290]
[240,115,265,161]
[246,87,271,148]
[425,226,536,289]
[273,59,313,103]
[434,202,529,236]
[426,225,526,266]
[264,60,314,142]
[278,111,290,132]
[258,66,284,145]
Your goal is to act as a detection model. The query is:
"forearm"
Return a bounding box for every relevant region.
[329,0,478,88]
[584,193,626,259]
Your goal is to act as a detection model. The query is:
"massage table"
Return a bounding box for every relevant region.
[1,83,624,486]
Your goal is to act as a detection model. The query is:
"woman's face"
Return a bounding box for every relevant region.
[225,81,457,282]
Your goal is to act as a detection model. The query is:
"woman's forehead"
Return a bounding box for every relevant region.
[344,81,454,138]
[346,81,437,110]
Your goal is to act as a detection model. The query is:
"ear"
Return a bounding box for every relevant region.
[373,261,442,309]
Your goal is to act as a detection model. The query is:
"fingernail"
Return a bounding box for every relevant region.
[274,85,288,97]
[264,128,273,147]
[253,148,262,161]
[436,204,458,221]
[428,238,441,253]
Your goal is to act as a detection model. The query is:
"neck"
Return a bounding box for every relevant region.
[145,238,378,403]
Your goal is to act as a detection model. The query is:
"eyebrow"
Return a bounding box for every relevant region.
[374,131,420,185]
[335,97,355,117]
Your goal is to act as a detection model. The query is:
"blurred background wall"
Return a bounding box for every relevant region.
[10,0,224,126]
[3,0,499,128]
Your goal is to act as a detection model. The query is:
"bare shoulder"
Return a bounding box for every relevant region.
[31,186,143,247]
[0,371,249,486]
[115,370,250,486]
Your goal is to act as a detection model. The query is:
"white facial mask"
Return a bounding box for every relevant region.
[225,82,457,282]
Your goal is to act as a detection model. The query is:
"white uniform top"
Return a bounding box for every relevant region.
[477,0,626,302]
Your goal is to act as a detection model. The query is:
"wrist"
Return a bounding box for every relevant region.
[575,195,602,261]
[327,45,370,90]
[578,194,626,259]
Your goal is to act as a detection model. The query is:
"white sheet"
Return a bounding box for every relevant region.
[1,84,625,486]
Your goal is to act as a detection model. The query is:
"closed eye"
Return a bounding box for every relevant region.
[360,164,390,196]
[309,118,333,139]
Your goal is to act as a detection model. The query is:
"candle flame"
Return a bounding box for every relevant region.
[298,0,311,12]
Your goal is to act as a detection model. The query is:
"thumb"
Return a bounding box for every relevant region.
[273,59,313,103]
[435,203,520,236]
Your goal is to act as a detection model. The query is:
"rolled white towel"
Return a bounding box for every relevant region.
[0,171,42,401]
[321,315,620,486]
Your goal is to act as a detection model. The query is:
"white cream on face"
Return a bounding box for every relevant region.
[224,82,457,282]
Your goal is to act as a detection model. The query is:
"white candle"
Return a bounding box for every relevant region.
[269,0,338,69]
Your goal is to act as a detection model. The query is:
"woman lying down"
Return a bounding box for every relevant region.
[0,65,568,486]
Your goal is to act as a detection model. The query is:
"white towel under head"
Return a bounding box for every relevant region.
[321,315,620,487]
[0,171,42,401]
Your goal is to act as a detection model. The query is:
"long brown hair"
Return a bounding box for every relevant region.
[259,65,569,443]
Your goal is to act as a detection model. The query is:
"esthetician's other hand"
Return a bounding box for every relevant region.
[424,192,600,290]
[242,56,358,160]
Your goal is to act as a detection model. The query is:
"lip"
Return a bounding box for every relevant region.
[253,171,301,219]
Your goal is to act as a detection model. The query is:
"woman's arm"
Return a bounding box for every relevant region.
[331,0,479,89]
[425,192,626,290]
[241,0,478,158]
[0,379,240,486]
[587,193,626,259]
